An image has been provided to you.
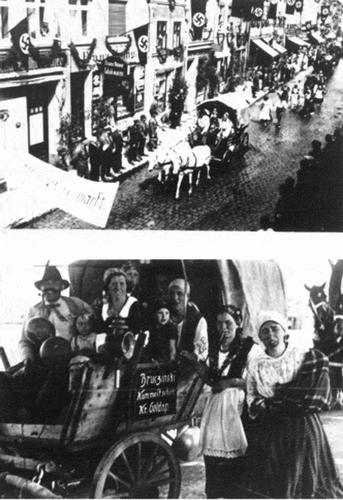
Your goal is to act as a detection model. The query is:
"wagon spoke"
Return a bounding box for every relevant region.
[141,442,159,477]
[148,475,175,488]
[147,455,170,478]
[121,450,135,483]
[137,441,142,479]
[107,470,131,490]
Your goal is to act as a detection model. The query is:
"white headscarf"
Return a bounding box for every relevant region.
[257,311,288,334]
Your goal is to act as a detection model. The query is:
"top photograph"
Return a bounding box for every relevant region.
[0,0,342,231]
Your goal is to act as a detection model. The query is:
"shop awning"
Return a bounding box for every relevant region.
[287,36,310,47]
[252,39,279,58]
[310,32,325,44]
[272,41,287,54]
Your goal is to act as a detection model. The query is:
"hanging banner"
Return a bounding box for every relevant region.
[133,23,149,66]
[295,0,303,12]
[248,0,264,20]
[191,0,207,40]
[0,150,118,228]
[8,16,30,68]
[268,0,278,20]
[285,0,296,15]
[231,0,247,18]
[321,5,331,19]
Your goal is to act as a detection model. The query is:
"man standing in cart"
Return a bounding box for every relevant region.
[20,263,93,363]
[168,279,208,362]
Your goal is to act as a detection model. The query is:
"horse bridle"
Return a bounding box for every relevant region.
[309,297,329,325]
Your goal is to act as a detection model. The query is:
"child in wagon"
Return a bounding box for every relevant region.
[71,312,97,356]
[147,300,178,363]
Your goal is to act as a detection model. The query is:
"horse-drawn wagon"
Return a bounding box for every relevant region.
[195,94,251,167]
[0,259,289,498]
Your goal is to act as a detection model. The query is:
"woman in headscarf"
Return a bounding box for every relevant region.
[182,305,263,498]
[244,311,343,499]
[92,268,141,358]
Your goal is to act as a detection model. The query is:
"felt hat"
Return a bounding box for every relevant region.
[34,264,70,291]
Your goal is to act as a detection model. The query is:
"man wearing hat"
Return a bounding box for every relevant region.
[52,146,69,172]
[70,136,90,178]
[20,264,93,364]
[168,278,208,362]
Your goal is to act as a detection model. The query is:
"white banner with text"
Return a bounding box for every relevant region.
[0,150,118,228]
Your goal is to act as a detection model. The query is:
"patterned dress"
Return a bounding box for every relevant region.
[244,346,343,498]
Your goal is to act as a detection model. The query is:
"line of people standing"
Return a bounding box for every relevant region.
[52,111,160,181]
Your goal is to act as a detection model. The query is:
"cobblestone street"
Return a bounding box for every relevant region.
[21,60,343,230]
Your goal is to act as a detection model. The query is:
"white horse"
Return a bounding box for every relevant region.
[174,142,211,199]
[149,142,211,199]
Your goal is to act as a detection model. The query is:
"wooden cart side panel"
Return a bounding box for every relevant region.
[70,365,119,442]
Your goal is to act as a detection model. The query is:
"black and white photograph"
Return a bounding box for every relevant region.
[0,257,343,498]
[0,0,342,230]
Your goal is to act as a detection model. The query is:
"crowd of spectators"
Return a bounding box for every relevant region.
[271,126,343,231]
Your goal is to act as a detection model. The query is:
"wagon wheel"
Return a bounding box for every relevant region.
[91,432,181,499]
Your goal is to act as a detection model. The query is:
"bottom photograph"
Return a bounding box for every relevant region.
[0,259,342,499]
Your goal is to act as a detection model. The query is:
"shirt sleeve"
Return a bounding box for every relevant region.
[194,316,208,361]
[242,343,264,380]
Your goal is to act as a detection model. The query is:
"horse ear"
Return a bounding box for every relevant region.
[304,284,311,292]
[320,282,326,290]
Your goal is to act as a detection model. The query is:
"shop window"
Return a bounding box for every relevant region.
[0,2,9,41]
[69,0,90,38]
[173,21,181,47]
[157,21,167,49]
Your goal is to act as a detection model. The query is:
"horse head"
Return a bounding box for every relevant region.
[304,282,334,327]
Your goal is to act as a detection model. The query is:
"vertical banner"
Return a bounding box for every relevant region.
[268,0,278,20]
[91,70,101,135]
[321,5,330,21]
[9,16,30,68]
[295,0,303,13]
[133,23,149,66]
[249,0,264,20]
[231,0,247,18]
[285,0,296,15]
[191,0,207,40]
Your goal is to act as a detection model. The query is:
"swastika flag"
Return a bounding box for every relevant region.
[133,23,149,66]
[9,16,30,67]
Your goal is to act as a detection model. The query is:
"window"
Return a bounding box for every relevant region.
[108,0,128,37]
[173,21,181,47]
[0,1,9,41]
[25,0,50,40]
[69,0,90,38]
[157,21,167,49]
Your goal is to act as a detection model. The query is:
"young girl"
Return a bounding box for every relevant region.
[147,300,178,363]
[71,313,97,354]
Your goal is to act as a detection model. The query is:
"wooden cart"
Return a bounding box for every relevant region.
[0,335,205,499]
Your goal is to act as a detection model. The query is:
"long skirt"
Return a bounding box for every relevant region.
[243,412,343,498]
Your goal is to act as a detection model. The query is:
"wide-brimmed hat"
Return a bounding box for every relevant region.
[34,264,70,290]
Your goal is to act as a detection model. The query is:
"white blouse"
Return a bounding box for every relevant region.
[246,345,307,409]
